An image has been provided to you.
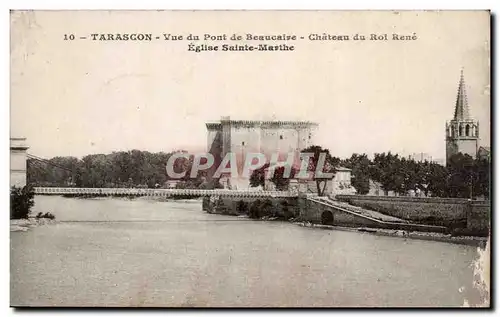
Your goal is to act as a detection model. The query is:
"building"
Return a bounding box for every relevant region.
[207,116,318,160]
[477,146,491,161]
[320,166,354,195]
[206,116,319,189]
[408,152,433,163]
[302,171,354,195]
[445,70,481,162]
[10,137,29,187]
[408,153,445,166]
[328,167,355,195]
[262,163,353,195]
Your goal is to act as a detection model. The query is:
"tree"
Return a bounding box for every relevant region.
[26,150,184,189]
[301,145,337,196]
[249,163,297,191]
[10,185,35,219]
[271,165,297,191]
[249,199,262,219]
[370,152,401,195]
[474,157,490,198]
[446,153,475,198]
[199,178,224,189]
[425,162,448,197]
[413,160,431,196]
[249,163,267,188]
[343,153,371,195]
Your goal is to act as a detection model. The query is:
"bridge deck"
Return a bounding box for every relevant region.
[33,187,298,198]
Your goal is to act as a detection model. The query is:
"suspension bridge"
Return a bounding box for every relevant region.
[16,142,299,199]
[33,187,298,198]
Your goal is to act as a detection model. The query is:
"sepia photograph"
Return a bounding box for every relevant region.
[9,10,491,308]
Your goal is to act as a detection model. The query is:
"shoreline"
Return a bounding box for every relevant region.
[293,222,488,247]
[10,217,57,232]
[27,196,490,246]
[60,195,203,203]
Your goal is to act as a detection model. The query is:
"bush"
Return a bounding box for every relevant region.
[10,185,35,219]
[249,199,262,219]
[237,200,249,213]
[248,199,275,219]
[261,199,274,217]
[36,212,56,220]
[281,200,294,220]
[199,179,224,190]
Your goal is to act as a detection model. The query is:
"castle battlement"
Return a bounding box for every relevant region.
[206,123,223,130]
[207,118,318,130]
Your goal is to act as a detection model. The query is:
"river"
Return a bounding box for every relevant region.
[10,196,484,307]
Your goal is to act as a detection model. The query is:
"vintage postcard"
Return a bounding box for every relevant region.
[10,10,490,308]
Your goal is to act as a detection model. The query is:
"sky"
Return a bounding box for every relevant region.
[10,10,490,161]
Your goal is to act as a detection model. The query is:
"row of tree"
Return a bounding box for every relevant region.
[27,150,204,189]
[248,146,490,199]
[342,152,490,199]
[27,147,490,198]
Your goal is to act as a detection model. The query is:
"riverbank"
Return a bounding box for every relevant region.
[10,218,57,232]
[20,195,489,247]
[220,214,488,247]
[294,221,488,247]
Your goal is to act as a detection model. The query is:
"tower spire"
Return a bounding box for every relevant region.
[453,68,470,120]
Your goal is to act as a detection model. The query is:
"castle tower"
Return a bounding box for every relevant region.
[206,117,318,189]
[445,69,479,162]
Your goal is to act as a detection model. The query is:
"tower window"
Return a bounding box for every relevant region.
[242,141,245,146]
[459,125,463,136]
[465,125,470,136]
[280,135,283,140]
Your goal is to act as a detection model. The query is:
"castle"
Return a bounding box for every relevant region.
[206,116,319,160]
[205,116,354,193]
[445,70,489,162]
[205,116,319,189]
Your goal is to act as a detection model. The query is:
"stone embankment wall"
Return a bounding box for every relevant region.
[336,195,490,236]
[202,196,300,218]
[466,201,490,236]
[336,195,468,225]
[300,197,449,233]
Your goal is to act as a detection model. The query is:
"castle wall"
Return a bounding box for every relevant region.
[259,127,302,157]
[228,125,262,187]
[206,120,317,187]
[222,121,232,158]
[336,195,467,227]
[228,123,316,167]
[207,129,220,152]
[206,127,223,179]
[230,125,262,161]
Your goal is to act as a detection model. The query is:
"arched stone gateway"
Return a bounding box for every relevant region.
[321,210,334,225]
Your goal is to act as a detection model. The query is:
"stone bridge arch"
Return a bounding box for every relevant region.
[321,210,334,225]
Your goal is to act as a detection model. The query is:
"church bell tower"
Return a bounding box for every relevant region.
[445,69,479,163]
